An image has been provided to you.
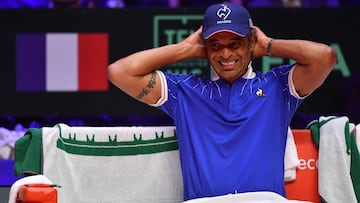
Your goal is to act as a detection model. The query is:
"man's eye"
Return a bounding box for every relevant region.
[211,44,221,50]
[231,42,241,49]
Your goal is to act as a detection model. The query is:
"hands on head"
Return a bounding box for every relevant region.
[181,25,273,60]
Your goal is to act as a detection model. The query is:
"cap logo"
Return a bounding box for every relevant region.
[216,4,231,24]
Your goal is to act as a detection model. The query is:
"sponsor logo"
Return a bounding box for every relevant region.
[298,158,318,170]
[256,88,266,97]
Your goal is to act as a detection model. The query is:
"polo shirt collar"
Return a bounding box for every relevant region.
[242,61,256,79]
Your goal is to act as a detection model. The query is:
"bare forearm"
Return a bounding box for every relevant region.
[107,27,206,104]
[269,39,337,96]
[109,42,198,77]
[269,39,335,67]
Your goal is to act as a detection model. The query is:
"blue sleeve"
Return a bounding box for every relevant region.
[156,72,190,119]
[272,64,304,122]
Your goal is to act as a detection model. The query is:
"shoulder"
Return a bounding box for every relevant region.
[163,72,210,84]
[271,64,294,74]
[263,64,295,79]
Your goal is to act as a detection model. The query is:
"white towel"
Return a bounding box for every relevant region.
[8,174,53,203]
[284,127,300,182]
[316,116,357,203]
[42,123,183,203]
[182,191,313,203]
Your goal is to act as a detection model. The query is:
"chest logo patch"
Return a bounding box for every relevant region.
[256,88,266,97]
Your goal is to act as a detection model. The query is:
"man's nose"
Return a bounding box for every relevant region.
[220,48,232,59]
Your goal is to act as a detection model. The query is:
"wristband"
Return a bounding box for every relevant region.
[267,38,275,56]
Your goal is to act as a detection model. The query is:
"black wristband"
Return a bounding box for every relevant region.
[267,38,275,56]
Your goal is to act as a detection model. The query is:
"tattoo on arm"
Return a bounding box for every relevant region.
[135,72,157,100]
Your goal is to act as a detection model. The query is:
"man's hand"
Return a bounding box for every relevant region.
[251,26,273,59]
[181,27,208,59]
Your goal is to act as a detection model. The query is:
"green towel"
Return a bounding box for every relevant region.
[350,131,360,202]
[14,128,42,177]
[307,115,337,148]
[307,116,360,203]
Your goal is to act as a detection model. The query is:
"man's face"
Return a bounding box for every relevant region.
[205,31,253,84]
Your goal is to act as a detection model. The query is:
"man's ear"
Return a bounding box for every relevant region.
[248,27,257,50]
[250,34,257,52]
[249,30,257,59]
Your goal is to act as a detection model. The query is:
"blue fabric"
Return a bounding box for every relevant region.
[0,160,23,186]
[158,64,303,200]
[0,0,49,8]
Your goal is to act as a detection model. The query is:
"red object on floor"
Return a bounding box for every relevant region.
[285,129,320,203]
[16,183,58,203]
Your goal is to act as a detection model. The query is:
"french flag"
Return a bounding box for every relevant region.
[16,33,109,92]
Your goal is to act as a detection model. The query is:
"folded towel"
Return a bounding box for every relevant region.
[42,123,183,203]
[8,174,53,203]
[284,127,300,182]
[308,116,358,203]
[14,128,42,176]
[351,124,360,202]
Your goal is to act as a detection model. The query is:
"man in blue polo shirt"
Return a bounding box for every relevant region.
[108,2,337,202]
